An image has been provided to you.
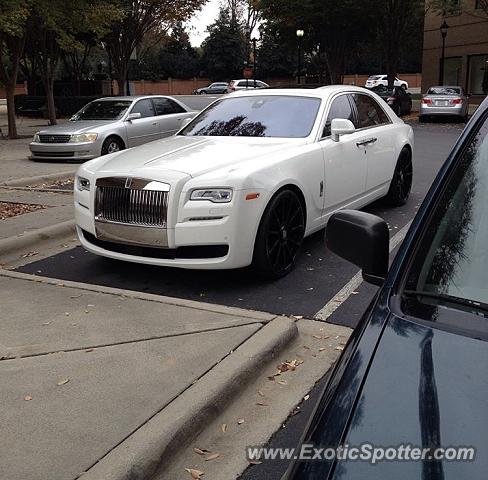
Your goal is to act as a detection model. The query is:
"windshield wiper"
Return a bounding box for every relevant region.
[404,290,488,316]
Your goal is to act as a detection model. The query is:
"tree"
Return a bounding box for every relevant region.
[372,0,425,88]
[200,8,246,80]
[104,0,207,95]
[0,0,30,138]
[260,0,375,84]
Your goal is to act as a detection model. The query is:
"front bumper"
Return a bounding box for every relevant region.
[74,187,266,270]
[29,141,101,161]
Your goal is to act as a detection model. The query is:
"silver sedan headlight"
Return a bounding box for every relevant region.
[76,176,91,191]
[190,188,233,203]
[70,133,98,143]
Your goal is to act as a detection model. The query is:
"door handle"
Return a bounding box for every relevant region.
[152,122,158,126]
[356,137,377,147]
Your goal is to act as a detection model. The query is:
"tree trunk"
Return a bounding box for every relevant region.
[5,83,18,139]
[45,78,56,125]
[116,69,128,95]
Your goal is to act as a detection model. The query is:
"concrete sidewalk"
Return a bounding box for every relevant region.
[0,270,278,480]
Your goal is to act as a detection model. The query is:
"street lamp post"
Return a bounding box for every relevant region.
[439,20,449,86]
[296,29,304,85]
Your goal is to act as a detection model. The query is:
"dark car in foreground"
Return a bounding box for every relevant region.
[371,85,412,116]
[284,97,488,479]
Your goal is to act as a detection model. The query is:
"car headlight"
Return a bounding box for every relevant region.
[190,188,233,203]
[70,133,98,143]
[76,176,90,191]
[33,132,40,142]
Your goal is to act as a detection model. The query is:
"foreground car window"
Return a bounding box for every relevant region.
[72,100,132,120]
[403,114,488,323]
[180,95,321,138]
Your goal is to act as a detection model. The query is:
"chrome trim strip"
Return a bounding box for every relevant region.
[95,221,168,248]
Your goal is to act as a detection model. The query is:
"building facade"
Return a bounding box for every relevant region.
[422,0,488,99]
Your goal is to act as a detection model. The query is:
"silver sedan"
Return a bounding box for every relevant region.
[419,86,469,122]
[29,96,196,161]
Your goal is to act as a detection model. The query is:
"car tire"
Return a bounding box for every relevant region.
[252,189,305,279]
[384,148,413,207]
[199,91,207,95]
[395,104,401,117]
[401,84,407,90]
[101,136,124,156]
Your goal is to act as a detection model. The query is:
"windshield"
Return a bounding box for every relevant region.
[403,113,488,322]
[180,95,321,138]
[427,87,461,95]
[72,100,132,121]
[369,75,382,80]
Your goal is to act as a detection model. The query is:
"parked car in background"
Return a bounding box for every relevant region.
[419,86,469,123]
[372,85,412,116]
[227,79,269,92]
[29,96,195,161]
[284,95,488,480]
[74,87,413,278]
[365,74,408,90]
[193,82,229,95]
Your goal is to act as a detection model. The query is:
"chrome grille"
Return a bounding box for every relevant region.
[39,134,71,143]
[95,178,169,227]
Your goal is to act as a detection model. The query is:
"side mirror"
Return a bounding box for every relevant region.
[331,118,355,142]
[127,112,141,121]
[326,210,389,286]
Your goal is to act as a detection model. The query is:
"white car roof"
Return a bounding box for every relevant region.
[229,85,377,98]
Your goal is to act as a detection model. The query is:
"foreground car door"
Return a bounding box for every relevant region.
[125,99,160,147]
[152,97,193,137]
[351,93,396,197]
[320,93,368,214]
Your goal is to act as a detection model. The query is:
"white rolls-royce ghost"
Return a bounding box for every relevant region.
[74,86,414,278]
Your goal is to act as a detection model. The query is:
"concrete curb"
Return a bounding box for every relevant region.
[79,316,298,480]
[0,170,76,187]
[0,220,75,257]
[0,269,276,321]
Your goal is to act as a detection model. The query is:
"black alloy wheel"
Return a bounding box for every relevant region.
[253,189,305,279]
[384,148,413,206]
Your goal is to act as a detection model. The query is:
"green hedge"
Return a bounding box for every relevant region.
[14,95,105,118]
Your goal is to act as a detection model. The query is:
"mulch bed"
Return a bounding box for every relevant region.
[0,202,45,220]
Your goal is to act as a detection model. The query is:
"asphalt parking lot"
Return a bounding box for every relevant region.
[16,121,464,329]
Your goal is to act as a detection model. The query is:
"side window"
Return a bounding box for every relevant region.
[153,98,185,115]
[237,81,248,87]
[322,94,354,138]
[131,99,155,118]
[351,94,389,129]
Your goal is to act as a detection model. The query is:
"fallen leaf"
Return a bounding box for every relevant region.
[303,345,310,349]
[257,390,265,397]
[57,378,70,386]
[70,294,82,299]
[256,401,269,407]
[237,418,245,425]
[221,423,227,433]
[87,304,94,307]
[293,315,303,319]
[65,312,70,316]
[335,346,344,351]
[194,447,210,456]
[24,395,33,401]
[312,335,322,339]
[290,407,301,416]
[184,468,204,479]
[249,460,262,465]
[205,452,220,461]
[21,251,39,258]
[304,394,310,401]
[41,322,51,326]
[277,379,288,385]
[318,347,326,352]
[85,348,94,353]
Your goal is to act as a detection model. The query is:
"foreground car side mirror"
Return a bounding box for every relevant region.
[126,112,142,121]
[331,118,355,142]
[326,210,389,286]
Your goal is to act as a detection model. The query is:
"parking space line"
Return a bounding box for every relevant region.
[314,221,412,321]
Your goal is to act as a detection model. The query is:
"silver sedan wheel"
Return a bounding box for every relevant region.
[107,141,120,153]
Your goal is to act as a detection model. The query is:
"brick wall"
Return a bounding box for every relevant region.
[0,83,27,98]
